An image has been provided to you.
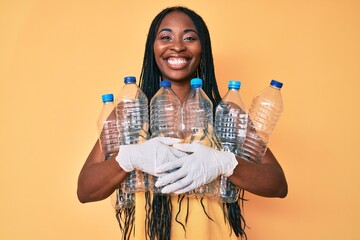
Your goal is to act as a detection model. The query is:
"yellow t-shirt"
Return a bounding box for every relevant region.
[125,192,240,240]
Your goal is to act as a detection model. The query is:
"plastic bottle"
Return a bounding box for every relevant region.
[115,76,150,208]
[150,80,182,193]
[97,93,119,160]
[183,78,221,198]
[239,79,284,163]
[116,76,149,146]
[150,80,183,139]
[95,94,122,210]
[215,80,247,203]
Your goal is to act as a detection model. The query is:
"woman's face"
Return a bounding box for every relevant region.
[154,11,202,84]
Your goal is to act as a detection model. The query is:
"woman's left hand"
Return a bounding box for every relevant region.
[155,142,238,194]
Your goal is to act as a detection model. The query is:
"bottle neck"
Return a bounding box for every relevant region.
[228,88,240,92]
[270,85,281,90]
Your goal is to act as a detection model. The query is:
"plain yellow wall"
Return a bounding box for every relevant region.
[1,0,359,239]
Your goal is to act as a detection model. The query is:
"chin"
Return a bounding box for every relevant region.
[163,72,194,82]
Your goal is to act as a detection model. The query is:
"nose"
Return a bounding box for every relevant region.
[171,39,186,52]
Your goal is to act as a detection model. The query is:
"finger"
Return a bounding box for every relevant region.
[169,147,188,158]
[174,183,197,194]
[156,159,184,173]
[155,168,187,187]
[155,137,182,145]
[161,177,193,194]
[172,143,192,152]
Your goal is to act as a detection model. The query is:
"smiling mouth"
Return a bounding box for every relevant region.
[165,57,190,67]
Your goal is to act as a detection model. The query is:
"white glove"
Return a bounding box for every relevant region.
[115,137,186,175]
[155,142,238,194]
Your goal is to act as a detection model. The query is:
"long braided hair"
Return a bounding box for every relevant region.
[132,6,247,240]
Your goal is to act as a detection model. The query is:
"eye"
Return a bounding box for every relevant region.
[183,32,198,42]
[159,35,172,41]
[184,36,196,41]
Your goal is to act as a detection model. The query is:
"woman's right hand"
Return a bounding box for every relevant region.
[116,137,186,175]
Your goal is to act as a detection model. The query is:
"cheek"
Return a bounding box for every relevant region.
[193,47,202,66]
[193,43,202,60]
[153,44,163,69]
[153,43,166,58]
[153,45,160,59]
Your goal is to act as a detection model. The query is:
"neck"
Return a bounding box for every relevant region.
[170,81,191,102]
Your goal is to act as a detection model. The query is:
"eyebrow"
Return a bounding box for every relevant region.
[158,28,199,35]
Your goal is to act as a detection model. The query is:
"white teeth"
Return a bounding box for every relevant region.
[167,58,188,65]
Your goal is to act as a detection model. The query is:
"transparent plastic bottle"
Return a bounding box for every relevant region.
[97,93,119,160]
[96,94,122,209]
[150,80,182,138]
[183,78,221,198]
[150,80,182,193]
[114,76,150,208]
[239,79,284,163]
[215,81,248,203]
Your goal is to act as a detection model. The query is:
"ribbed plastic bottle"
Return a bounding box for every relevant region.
[150,80,182,193]
[96,94,122,210]
[239,79,284,163]
[183,78,220,198]
[97,93,119,160]
[115,76,150,208]
[215,80,247,203]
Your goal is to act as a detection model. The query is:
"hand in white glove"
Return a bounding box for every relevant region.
[115,137,186,175]
[155,142,238,194]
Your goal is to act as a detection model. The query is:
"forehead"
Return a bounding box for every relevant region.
[157,11,196,31]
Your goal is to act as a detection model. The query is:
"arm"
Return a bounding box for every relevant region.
[77,140,128,203]
[229,148,288,198]
[156,144,287,198]
[77,136,185,203]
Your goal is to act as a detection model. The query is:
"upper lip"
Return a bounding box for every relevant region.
[163,53,191,60]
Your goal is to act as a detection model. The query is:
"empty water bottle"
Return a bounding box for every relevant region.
[114,76,150,208]
[97,93,119,160]
[150,80,182,193]
[150,80,182,139]
[239,80,284,163]
[183,78,221,198]
[97,94,122,209]
[215,81,247,203]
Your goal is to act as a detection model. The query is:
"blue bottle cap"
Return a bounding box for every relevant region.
[124,76,136,84]
[228,80,241,90]
[160,80,171,88]
[101,93,114,102]
[270,80,283,88]
[190,78,203,88]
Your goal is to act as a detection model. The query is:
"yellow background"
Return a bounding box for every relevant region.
[1,0,359,239]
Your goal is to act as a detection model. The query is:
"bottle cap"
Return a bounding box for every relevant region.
[160,80,171,88]
[270,80,283,88]
[124,76,136,84]
[190,78,203,88]
[228,80,241,90]
[102,93,114,102]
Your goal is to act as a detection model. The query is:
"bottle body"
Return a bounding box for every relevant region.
[150,80,182,193]
[183,78,220,198]
[239,80,283,163]
[150,80,183,139]
[116,83,149,145]
[215,81,247,203]
[114,76,150,209]
[183,81,216,147]
[97,94,119,160]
